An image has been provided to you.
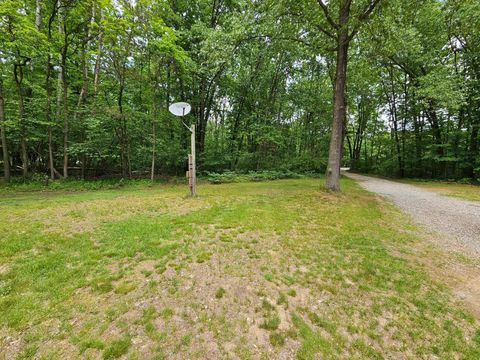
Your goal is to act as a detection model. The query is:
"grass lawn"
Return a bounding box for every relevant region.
[0,178,479,359]
[400,179,480,202]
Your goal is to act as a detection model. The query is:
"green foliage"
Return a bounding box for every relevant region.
[0,177,162,193]
[206,170,305,184]
[0,0,478,183]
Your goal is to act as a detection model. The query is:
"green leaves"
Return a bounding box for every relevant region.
[0,0,47,61]
[417,66,465,111]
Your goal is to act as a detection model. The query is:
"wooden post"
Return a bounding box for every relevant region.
[190,124,196,196]
[187,154,193,195]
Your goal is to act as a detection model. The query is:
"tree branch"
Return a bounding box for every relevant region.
[387,56,417,78]
[358,0,382,23]
[315,24,337,39]
[347,0,382,43]
[316,0,339,30]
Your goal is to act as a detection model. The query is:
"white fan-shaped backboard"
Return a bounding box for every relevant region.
[169,102,191,117]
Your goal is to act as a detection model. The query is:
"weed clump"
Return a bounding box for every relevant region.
[269,332,286,347]
[215,287,226,299]
[103,336,131,359]
[260,315,281,331]
[261,299,275,311]
[79,339,105,353]
[114,282,136,295]
[277,292,288,307]
[196,252,212,263]
[160,308,174,319]
[287,289,297,297]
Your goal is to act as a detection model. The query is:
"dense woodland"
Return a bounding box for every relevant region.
[0,0,479,185]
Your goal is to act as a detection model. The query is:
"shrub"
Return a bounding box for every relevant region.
[206,170,305,184]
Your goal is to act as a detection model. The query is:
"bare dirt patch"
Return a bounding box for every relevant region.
[0,264,9,275]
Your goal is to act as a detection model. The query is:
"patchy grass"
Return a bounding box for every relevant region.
[0,178,479,359]
[260,315,281,331]
[401,179,480,201]
[103,335,131,359]
[269,331,286,347]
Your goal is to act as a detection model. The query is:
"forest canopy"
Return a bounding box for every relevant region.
[0,0,479,182]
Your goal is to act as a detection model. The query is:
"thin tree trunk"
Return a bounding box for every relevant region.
[46,52,55,180]
[35,0,42,29]
[468,122,479,178]
[93,36,103,100]
[45,4,57,180]
[14,63,28,177]
[0,78,10,181]
[55,0,64,178]
[388,67,404,177]
[117,80,128,178]
[93,6,103,100]
[75,5,94,179]
[61,27,69,178]
[151,119,156,181]
[151,85,157,181]
[55,0,69,178]
[413,114,422,176]
[425,104,444,177]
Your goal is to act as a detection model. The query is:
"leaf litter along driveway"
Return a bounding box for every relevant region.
[344,172,480,256]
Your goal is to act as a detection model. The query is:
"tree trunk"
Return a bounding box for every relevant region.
[46,6,56,180]
[74,6,93,180]
[117,81,128,179]
[93,36,103,99]
[413,115,422,176]
[93,6,103,100]
[46,52,55,180]
[151,90,157,181]
[61,23,69,178]
[325,33,349,191]
[0,78,10,182]
[55,0,64,178]
[425,105,444,177]
[151,118,156,181]
[35,0,42,29]
[14,64,28,177]
[388,67,404,178]
[467,122,479,178]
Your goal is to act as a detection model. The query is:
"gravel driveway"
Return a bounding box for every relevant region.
[345,173,480,256]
